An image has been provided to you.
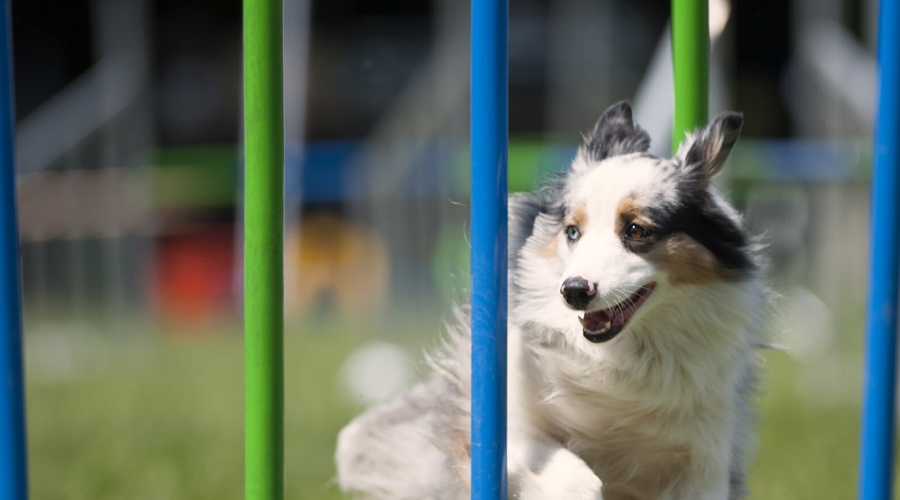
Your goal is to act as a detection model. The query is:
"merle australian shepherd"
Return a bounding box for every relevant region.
[335,101,769,500]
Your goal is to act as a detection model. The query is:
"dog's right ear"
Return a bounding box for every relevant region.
[578,101,651,166]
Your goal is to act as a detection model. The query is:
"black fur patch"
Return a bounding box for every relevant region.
[618,111,752,275]
[583,101,651,162]
[647,192,756,276]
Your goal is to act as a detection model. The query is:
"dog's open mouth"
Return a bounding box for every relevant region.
[579,283,656,343]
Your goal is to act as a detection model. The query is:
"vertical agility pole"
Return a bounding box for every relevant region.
[470,0,508,498]
[671,0,708,152]
[859,0,900,498]
[0,1,27,499]
[243,0,284,499]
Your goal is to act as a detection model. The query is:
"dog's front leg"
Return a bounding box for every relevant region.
[507,435,603,500]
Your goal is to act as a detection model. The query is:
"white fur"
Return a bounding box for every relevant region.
[336,122,768,500]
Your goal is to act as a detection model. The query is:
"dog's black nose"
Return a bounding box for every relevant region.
[560,277,595,310]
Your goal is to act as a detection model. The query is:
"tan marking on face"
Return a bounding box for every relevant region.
[564,204,588,230]
[542,233,559,259]
[645,233,723,285]
[615,197,656,234]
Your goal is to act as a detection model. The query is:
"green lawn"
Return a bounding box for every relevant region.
[27,325,364,500]
[752,348,863,499]
[24,313,880,499]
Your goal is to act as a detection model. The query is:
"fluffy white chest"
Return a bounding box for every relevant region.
[508,320,746,500]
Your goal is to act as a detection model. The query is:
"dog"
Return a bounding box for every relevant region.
[335,101,769,500]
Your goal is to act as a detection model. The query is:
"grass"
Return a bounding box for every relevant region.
[27,324,366,500]
[751,348,863,499]
[24,309,883,499]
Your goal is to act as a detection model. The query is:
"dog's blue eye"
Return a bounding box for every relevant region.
[566,226,581,242]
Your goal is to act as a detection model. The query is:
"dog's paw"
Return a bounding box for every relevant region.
[510,447,603,500]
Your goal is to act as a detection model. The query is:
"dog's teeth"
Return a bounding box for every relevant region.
[578,316,587,327]
[604,322,611,330]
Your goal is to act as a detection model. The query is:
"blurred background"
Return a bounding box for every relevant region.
[12,0,880,498]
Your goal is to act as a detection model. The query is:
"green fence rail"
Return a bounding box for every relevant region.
[243,0,285,499]
[672,0,708,152]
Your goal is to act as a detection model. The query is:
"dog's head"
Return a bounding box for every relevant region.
[512,101,755,345]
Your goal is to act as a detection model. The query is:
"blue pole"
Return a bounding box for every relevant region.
[470,0,507,498]
[860,0,900,498]
[0,1,27,499]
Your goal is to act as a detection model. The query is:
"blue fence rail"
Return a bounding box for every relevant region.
[470,0,508,498]
[859,0,900,498]
[0,0,28,498]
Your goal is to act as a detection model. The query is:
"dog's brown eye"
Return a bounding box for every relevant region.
[627,224,646,240]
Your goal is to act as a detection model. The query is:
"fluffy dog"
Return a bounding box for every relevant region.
[335,101,769,500]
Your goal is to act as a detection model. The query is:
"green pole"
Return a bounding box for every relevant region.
[671,0,708,153]
[243,0,284,499]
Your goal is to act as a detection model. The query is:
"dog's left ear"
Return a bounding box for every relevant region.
[580,101,651,163]
[675,112,743,180]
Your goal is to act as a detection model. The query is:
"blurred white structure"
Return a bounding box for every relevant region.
[338,341,416,407]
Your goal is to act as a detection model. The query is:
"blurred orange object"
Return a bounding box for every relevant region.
[153,224,235,327]
[286,212,389,319]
